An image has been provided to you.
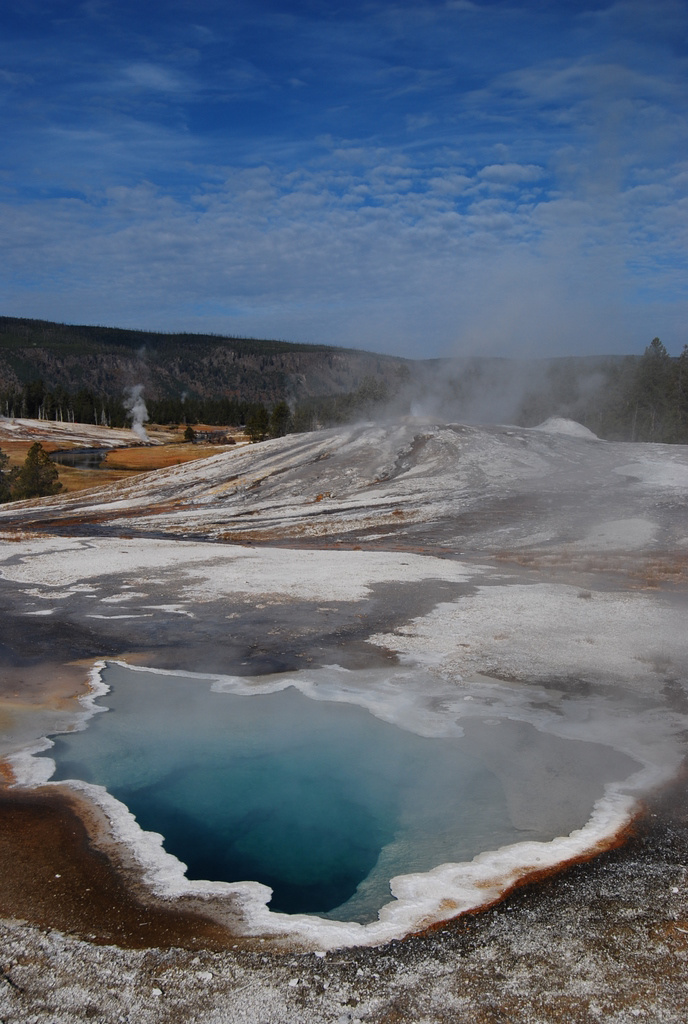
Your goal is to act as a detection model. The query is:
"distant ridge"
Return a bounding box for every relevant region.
[0,316,410,404]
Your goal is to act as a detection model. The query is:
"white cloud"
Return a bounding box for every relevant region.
[2,132,685,357]
[406,113,437,132]
[428,174,472,195]
[478,163,544,184]
[1,0,686,359]
[445,1,482,11]
[120,63,190,94]
[0,68,33,86]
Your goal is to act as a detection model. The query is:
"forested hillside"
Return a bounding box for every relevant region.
[0,317,409,407]
[1,318,686,444]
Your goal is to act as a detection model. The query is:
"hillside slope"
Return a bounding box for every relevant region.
[0,316,409,404]
[4,418,687,573]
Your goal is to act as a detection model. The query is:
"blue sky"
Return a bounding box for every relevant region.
[1,0,686,357]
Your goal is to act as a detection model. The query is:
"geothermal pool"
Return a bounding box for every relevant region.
[42,662,640,925]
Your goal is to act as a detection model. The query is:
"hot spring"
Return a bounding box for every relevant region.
[41,662,640,926]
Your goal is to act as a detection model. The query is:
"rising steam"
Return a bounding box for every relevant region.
[124,384,149,441]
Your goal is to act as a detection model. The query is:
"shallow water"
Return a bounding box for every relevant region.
[44,663,638,922]
[50,447,107,469]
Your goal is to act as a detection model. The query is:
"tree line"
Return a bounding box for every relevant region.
[516,339,688,443]
[0,381,276,431]
[0,377,389,439]
[1,339,687,445]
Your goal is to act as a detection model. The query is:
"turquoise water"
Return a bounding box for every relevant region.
[44,664,592,921]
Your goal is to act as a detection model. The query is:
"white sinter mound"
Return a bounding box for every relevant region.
[532,417,598,439]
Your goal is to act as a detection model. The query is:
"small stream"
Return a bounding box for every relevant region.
[50,447,109,469]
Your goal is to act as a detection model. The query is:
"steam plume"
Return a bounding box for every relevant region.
[124,384,149,441]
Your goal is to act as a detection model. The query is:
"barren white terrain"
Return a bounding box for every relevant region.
[0,416,160,448]
[0,417,687,1023]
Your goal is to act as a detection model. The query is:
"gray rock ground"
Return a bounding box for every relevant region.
[1,419,687,1020]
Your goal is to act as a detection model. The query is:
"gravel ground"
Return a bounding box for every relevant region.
[1,782,687,1023]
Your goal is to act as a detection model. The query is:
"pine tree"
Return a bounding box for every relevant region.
[11,443,62,499]
[269,401,292,437]
[630,338,673,441]
[246,406,269,442]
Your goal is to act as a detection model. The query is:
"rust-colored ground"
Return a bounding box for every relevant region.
[0,659,89,708]
[0,438,246,493]
[0,439,131,493]
[494,548,688,589]
[0,439,69,464]
[102,443,241,472]
[0,786,239,950]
